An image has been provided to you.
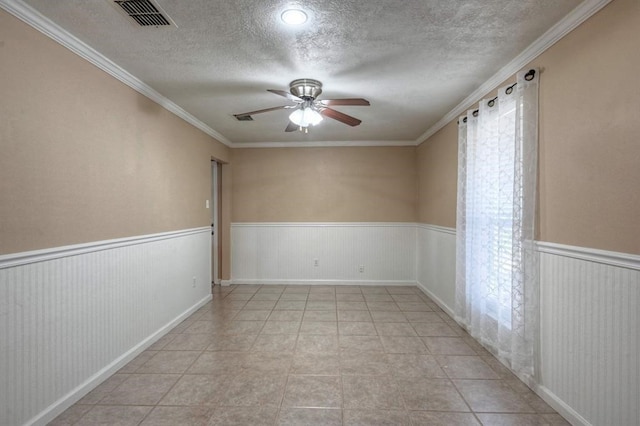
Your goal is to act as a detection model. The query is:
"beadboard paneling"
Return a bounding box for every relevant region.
[415,224,456,316]
[231,223,416,285]
[0,228,211,426]
[538,248,640,426]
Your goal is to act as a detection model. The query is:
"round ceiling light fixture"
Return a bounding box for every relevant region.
[281,9,308,25]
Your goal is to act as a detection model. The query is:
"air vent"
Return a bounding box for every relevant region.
[235,115,254,121]
[114,0,173,26]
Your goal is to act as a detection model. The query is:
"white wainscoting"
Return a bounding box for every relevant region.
[413,226,639,426]
[537,242,639,426]
[231,223,416,286]
[415,224,457,317]
[0,228,212,426]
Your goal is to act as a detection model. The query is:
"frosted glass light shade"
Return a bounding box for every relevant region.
[289,108,323,127]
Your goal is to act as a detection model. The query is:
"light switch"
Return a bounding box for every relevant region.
[206,200,210,208]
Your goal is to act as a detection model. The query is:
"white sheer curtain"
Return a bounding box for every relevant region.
[455,69,539,379]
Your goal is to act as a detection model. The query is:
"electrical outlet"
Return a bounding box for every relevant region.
[314,259,319,267]
[192,276,197,287]
[359,265,365,273]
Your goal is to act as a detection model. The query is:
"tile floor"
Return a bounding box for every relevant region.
[50,285,569,425]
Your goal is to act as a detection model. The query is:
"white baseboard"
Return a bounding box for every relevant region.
[228,279,418,287]
[416,281,455,318]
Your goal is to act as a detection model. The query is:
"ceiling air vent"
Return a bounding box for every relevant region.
[114,0,173,27]
[235,115,254,121]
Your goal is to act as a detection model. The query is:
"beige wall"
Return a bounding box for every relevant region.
[231,147,417,223]
[417,0,640,254]
[416,121,458,228]
[0,10,230,256]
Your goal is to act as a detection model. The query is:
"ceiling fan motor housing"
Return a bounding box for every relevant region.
[289,79,322,100]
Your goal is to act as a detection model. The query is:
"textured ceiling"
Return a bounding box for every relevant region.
[19,0,582,145]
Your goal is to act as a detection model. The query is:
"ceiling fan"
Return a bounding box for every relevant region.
[234,79,370,133]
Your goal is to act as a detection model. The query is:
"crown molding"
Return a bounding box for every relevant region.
[415,0,613,145]
[230,139,416,148]
[0,0,233,147]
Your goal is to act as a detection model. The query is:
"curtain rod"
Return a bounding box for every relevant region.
[459,69,536,124]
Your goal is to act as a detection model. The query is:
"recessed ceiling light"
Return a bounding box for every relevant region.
[281,9,307,25]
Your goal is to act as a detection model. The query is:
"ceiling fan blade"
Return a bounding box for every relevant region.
[285,121,299,132]
[234,105,291,118]
[319,98,370,106]
[267,89,303,102]
[319,107,362,126]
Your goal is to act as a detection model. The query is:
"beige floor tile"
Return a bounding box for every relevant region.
[98,374,179,405]
[233,309,271,321]
[47,404,92,425]
[340,352,391,375]
[223,320,265,335]
[75,405,152,426]
[339,335,385,353]
[404,311,445,323]
[396,302,432,312]
[386,286,417,294]
[337,310,373,322]
[77,373,131,404]
[50,285,567,425]
[218,372,287,407]
[205,334,257,352]
[409,411,480,425]
[307,293,337,301]
[370,311,408,322]
[387,354,447,378]
[475,413,545,425]
[299,321,338,335]
[336,293,365,302]
[306,300,337,311]
[159,374,231,406]
[366,302,400,311]
[412,322,460,337]
[250,293,281,301]
[291,352,340,375]
[296,334,339,353]
[275,300,307,310]
[279,292,309,301]
[396,377,469,411]
[303,310,337,321]
[422,337,477,355]
[374,322,418,336]
[379,336,429,354]
[162,333,213,351]
[453,379,536,413]
[343,409,410,425]
[243,351,293,374]
[363,294,394,302]
[282,375,342,408]
[136,350,200,374]
[244,300,277,310]
[251,334,298,352]
[187,351,246,374]
[338,321,378,336]
[337,301,368,310]
[208,406,278,426]
[335,286,362,294]
[140,406,214,426]
[278,407,342,426]
[436,355,500,379]
[268,310,304,321]
[261,320,302,334]
[342,375,404,409]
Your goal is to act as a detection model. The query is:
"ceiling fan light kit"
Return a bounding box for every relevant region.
[280,9,308,25]
[234,78,370,133]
